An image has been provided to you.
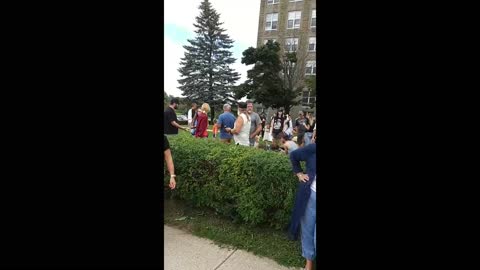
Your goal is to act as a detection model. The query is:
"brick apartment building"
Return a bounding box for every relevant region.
[255,0,316,118]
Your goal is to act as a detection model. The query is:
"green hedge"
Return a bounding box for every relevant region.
[164,135,299,229]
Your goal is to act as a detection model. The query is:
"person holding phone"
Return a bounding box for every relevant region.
[294,111,310,147]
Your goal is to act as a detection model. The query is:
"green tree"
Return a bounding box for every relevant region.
[305,75,316,95]
[304,75,316,109]
[178,0,240,123]
[234,41,304,114]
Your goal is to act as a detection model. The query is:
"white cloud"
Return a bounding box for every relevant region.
[164,0,260,97]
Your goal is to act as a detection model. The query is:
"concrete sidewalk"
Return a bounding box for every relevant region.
[164,225,302,270]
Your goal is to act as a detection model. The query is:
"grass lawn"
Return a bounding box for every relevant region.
[164,195,304,268]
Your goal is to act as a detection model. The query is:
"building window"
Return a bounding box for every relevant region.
[287,11,301,29]
[308,37,316,52]
[305,61,316,75]
[267,0,280,4]
[284,38,299,52]
[265,13,279,31]
[311,10,316,28]
[302,90,316,107]
[264,39,277,45]
[289,0,302,2]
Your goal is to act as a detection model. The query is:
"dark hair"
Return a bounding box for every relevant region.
[275,131,290,141]
[278,132,289,140]
[170,98,179,105]
[238,102,247,109]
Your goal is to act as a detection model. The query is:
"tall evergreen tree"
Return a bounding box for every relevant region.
[178,0,239,123]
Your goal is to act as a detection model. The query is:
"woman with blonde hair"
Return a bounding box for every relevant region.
[194,103,210,138]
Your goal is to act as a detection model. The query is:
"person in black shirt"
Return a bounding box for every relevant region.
[270,110,285,149]
[270,110,285,139]
[164,98,188,135]
[294,111,310,147]
[164,135,176,189]
[260,113,266,138]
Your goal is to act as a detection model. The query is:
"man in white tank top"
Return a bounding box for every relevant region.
[225,102,251,146]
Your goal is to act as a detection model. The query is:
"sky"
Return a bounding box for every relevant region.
[164,0,260,97]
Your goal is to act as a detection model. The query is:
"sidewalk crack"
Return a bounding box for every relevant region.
[213,248,237,270]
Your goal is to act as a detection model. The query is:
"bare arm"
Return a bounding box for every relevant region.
[164,149,176,189]
[255,122,262,135]
[305,118,312,130]
[226,116,243,134]
[312,123,316,142]
[171,120,187,131]
[251,116,263,138]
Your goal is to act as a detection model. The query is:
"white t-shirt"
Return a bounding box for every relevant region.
[311,175,316,192]
[187,109,193,124]
[284,118,293,135]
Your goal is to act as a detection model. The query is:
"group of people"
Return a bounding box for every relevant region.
[163,98,316,270]
[187,102,216,139]
[187,102,211,138]
[260,110,316,161]
[164,97,317,157]
[265,110,316,146]
[163,98,263,147]
[163,98,214,138]
[184,100,263,147]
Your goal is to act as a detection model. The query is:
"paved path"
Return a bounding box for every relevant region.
[164,225,302,270]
